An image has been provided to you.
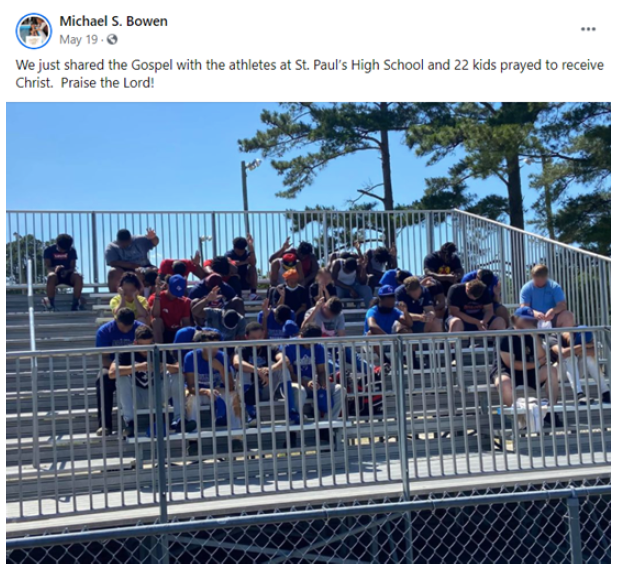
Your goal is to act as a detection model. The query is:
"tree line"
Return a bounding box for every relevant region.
[239,103,610,256]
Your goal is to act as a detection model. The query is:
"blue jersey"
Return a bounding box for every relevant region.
[258,310,296,340]
[364,306,403,335]
[462,271,499,298]
[183,349,228,389]
[285,344,326,380]
[96,320,145,360]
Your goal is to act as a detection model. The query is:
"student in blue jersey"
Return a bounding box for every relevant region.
[173,325,220,361]
[395,277,443,333]
[109,325,192,438]
[462,268,510,325]
[233,322,300,425]
[520,264,575,329]
[94,308,146,437]
[379,269,413,290]
[183,331,242,450]
[257,298,295,340]
[365,286,414,336]
[285,324,343,427]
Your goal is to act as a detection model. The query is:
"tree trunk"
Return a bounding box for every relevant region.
[541,157,556,240]
[379,103,394,212]
[506,154,525,230]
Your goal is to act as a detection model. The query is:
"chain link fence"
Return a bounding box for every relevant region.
[7,479,610,564]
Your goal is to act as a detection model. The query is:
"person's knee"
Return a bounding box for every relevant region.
[558,310,575,327]
[449,318,464,332]
[71,272,83,284]
[491,317,507,330]
[47,273,58,283]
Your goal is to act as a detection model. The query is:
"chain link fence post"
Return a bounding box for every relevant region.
[566,491,584,564]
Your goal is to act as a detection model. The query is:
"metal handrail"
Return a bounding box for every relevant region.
[455,209,611,262]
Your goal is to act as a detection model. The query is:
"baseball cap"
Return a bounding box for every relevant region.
[168,275,187,297]
[282,320,300,338]
[514,307,537,321]
[282,253,297,268]
[378,285,396,297]
[574,326,594,346]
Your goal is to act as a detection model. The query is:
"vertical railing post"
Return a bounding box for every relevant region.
[599,261,609,327]
[322,212,329,266]
[566,493,584,564]
[498,228,509,305]
[91,212,100,289]
[152,347,169,528]
[426,213,435,259]
[211,212,218,258]
[27,259,40,469]
[394,337,410,500]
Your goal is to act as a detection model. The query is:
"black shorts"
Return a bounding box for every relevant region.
[491,365,538,390]
[51,269,76,286]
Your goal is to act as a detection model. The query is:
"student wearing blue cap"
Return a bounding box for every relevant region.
[491,307,563,427]
[549,326,611,406]
[364,285,414,335]
[148,275,192,343]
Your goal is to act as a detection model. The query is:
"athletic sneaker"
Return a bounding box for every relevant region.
[42,298,56,312]
[123,421,136,439]
[544,412,564,430]
[71,300,85,312]
[248,293,262,301]
[173,419,197,434]
[231,439,244,453]
[577,393,594,406]
[96,427,112,437]
[601,392,611,405]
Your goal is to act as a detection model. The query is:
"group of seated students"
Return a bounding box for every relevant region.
[40,230,609,439]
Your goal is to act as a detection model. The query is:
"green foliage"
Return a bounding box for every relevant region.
[239,103,420,209]
[553,189,611,256]
[6,235,51,284]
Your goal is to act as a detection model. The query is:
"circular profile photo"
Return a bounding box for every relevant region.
[16,14,52,49]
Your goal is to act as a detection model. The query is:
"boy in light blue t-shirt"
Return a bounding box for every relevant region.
[520,264,575,329]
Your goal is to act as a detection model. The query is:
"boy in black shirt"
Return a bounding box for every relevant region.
[269,269,309,325]
[490,308,561,425]
[225,235,259,300]
[43,233,84,311]
[446,280,506,333]
[423,242,464,295]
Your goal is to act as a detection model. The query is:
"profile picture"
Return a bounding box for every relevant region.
[17,14,52,49]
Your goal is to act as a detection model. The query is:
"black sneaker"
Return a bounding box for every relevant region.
[96,427,112,437]
[123,421,136,439]
[544,412,564,430]
[577,393,589,406]
[231,439,244,453]
[42,298,56,312]
[173,419,197,434]
[602,392,611,405]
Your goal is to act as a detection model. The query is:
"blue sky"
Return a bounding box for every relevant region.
[7,102,544,216]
